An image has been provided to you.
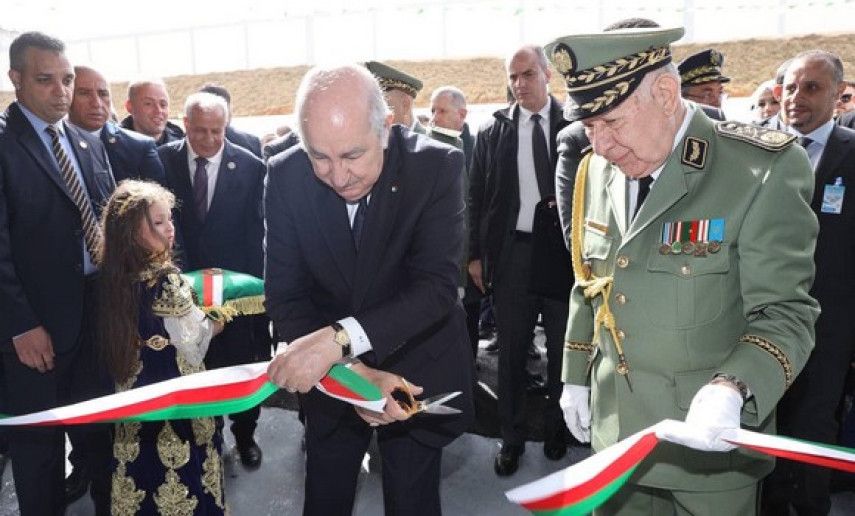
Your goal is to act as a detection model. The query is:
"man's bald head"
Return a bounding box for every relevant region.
[294,65,393,202]
[69,65,112,131]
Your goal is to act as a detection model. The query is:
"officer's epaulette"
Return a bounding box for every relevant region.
[714,121,796,152]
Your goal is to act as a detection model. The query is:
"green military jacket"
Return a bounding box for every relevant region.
[563,109,819,491]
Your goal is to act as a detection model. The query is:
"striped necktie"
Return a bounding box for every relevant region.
[45,125,102,262]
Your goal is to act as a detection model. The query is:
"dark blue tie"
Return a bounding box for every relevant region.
[352,196,368,251]
[193,157,208,222]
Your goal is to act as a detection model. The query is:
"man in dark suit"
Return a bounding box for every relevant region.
[199,83,263,158]
[158,92,270,468]
[120,78,184,145]
[762,50,855,516]
[0,32,115,515]
[468,44,570,475]
[265,64,473,516]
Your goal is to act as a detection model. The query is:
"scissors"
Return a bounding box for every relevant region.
[392,378,462,416]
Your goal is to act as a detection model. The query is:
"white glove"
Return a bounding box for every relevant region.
[163,305,214,367]
[560,384,591,444]
[656,383,743,452]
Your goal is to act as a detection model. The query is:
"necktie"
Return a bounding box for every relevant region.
[352,196,368,252]
[634,175,654,219]
[45,125,102,261]
[798,136,813,149]
[193,157,208,222]
[530,113,551,198]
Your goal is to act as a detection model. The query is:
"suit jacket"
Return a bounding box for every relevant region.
[563,110,819,490]
[468,96,569,288]
[226,125,262,159]
[264,125,474,448]
[0,102,114,353]
[158,139,265,277]
[100,121,166,185]
[121,115,185,146]
[836,110,855,129]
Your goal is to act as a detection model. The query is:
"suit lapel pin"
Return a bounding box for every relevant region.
[78,140,88,149]
[391,184,398,193]
[227,161,236,170]
[108,136,117,144]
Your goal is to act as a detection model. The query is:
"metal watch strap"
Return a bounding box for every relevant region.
[713,373,751,401]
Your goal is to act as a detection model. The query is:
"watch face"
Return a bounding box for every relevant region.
[334,331,350,346]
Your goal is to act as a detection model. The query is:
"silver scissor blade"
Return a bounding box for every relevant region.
[423,404,462,415]
[421,391,461,408]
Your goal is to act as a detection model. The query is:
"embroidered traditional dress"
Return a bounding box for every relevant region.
[111,272,225,515]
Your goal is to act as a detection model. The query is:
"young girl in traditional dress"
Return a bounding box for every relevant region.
[97,180,226,515]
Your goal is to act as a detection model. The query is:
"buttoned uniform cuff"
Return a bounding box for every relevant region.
[337,317,371,356]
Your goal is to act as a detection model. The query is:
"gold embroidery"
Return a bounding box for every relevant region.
[157,421,191,470]
[580,80,633,114]
[566,47,670,91]
[551,44,574,75]
[152,273,195,318]
[114,421,142,463]
[111,463,146,516]
[376,77,419,98]
[201,444,225,509]
[741,334,794,386]
[116,356,143,392]
[192,417,216,447]
[565,341,595,353]
[715,121,796,152]
[154,469,198,516]
[144,335,169,350]
[176,350,205,376]
[681,64,723,84]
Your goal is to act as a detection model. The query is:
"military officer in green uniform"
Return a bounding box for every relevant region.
[678,48,730,111]
[364,60,427,134]
[549,27,819,514]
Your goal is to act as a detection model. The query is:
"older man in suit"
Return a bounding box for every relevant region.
[265,64,473,516]
[762,50,855,516]
[199,83,263,158]
[550,27,818,514]
[158,92,270,468]
[0,32,115,515]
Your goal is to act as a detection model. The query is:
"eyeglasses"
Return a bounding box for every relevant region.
[841,94,854,103]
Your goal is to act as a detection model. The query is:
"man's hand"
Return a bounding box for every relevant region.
[656,382,743,452]
[351,362,423,426]
[468,259,485,293]
[560,384,591,443]
[12,326,54,373]
[267,326,342,393]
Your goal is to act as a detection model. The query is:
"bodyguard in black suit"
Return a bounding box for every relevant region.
[468,45,570,475]
[763,51,855,516]
[0,33,114,515]
[265,65,473,516]
[158,92,270,468]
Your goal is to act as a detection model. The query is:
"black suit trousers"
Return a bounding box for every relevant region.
[493,235,568,445]
[303,407,442,516]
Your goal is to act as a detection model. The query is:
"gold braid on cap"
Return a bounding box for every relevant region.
[681,65,723,84]
[378,78,419,98]
[570,154,632,387]
[565,46,671,92]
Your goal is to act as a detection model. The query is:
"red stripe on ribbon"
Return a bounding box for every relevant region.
[319,376,368,401]
[34,375,271,426]
[203,270,213,306]
[735,443,855,473]
[522,432,659,511]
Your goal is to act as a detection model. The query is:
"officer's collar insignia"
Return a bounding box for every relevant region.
[715,121,796,152]
[682,137,708,169]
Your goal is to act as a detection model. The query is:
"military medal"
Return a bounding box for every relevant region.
[660,218,725,258]
[708,241,721,253]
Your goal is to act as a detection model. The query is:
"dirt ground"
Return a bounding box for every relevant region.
[1,32,853,117]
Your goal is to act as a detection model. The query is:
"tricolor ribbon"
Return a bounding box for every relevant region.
[506,419,855,515]
[0,361,385,426]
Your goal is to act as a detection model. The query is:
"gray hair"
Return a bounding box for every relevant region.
[430,86,467,109]
[294,64,390,141]
[183,91,229,120]
[127,78,168,101]
[789,50,845,85]
[10,32,65,72]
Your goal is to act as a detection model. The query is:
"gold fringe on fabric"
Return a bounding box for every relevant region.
[223,295,265,316]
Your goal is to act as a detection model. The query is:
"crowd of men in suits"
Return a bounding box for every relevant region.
[1,19,854,515]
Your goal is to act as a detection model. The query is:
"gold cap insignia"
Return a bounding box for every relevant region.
[551,44,575,76]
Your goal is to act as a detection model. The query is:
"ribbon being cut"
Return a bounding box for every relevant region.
[505,419,855,516]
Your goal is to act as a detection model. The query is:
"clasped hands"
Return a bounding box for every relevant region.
[266,325,423,427]
[561,381,744,452]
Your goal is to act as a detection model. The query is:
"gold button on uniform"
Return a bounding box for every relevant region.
[617,329,626,340]
[681,265,691,276]
[615,293,626,304]
[616,256,629,268]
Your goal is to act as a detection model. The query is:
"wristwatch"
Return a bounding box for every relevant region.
[330,322,352,358]
[712,373,752,402]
